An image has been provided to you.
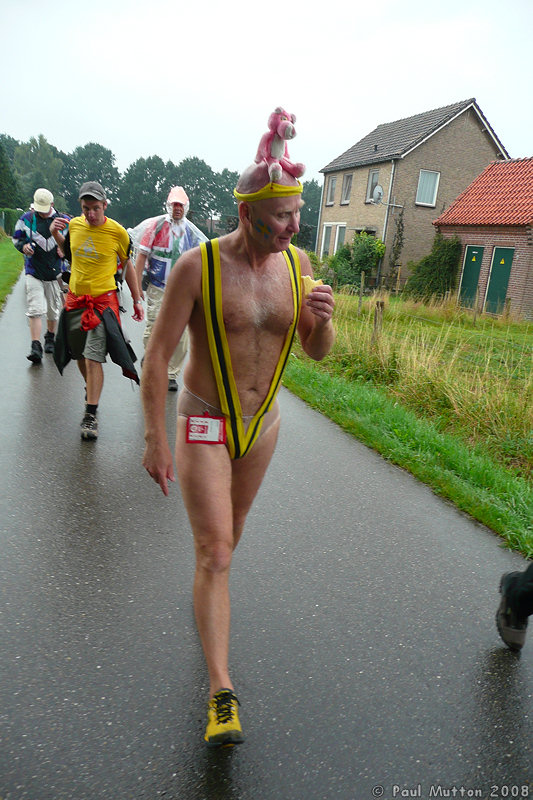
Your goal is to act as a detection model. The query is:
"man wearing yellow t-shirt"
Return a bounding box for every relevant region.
[51,182,144,440]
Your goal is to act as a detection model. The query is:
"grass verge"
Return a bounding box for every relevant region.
[0,233,23,309]
[284,355,533,558]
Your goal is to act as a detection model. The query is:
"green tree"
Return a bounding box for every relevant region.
[0,143,23,208]
[300,179,321,241]
[61,143,121,213]
[174,157,217,223]
[115,155,169,228]
[289,179,321,251]
[404,232,462,300]
[13,134,65,208]
[0,134,20,166]
[213,167,240,231]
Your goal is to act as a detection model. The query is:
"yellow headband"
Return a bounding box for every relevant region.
[233,181,303,203]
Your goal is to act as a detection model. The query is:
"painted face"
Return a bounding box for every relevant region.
[249,195,302,252]
[171,203,184,220]
[80,197,107,227]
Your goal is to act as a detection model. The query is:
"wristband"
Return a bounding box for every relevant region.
[134,299,142,305]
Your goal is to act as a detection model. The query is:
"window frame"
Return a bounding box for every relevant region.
[335,224,346,251]
[340,174,353,205]
[325,176,337,206]
[415,169,440,207]
[321,223,347,257]
[321,223,333,257]
[365,169,380,203]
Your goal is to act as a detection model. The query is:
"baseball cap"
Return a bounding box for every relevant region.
[78,181,107,202]
[33,188,54,213]
[167,186,189,205]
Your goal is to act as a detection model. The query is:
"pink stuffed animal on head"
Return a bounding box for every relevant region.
[255,107,306,182]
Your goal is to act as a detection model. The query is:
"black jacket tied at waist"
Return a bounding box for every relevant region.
[54,307,139,384]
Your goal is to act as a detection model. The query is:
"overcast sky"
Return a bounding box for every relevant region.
[2,0,532,187]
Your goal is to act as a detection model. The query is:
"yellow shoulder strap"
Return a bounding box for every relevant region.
[201,241,302,458]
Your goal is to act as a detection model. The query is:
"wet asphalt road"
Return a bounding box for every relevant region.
[1,274,532,800]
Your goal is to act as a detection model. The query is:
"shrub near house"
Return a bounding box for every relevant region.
[404,233,462,300]
[328,232,385,289]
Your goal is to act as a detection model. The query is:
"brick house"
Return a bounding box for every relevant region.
[434,158,533,319]
[317,99,508,284]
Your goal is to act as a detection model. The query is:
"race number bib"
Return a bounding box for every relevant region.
[186,416,226,444]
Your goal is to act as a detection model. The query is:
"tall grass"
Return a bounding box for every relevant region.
[296,292,533,480]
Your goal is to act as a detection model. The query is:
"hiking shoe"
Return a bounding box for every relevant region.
[27,340,43,364]
[496,572,528,651]
[204,689,244,747]
[168,378,178,392]
[80,412,98,441]
[44,331,55,354]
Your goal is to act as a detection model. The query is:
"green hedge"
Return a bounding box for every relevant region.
[0,208,22,236]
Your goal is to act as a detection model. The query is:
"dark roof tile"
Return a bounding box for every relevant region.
[321,98,507,173]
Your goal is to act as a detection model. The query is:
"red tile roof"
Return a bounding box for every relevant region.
[434,158,533,227]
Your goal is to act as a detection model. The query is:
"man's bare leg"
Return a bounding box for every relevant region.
[230,419,280,548]
[85,359,104,405]
[176,416,280,696]
[77,358,87,383]
[29,316,42,342]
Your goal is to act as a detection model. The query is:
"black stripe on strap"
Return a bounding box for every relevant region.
[241,247,300,457]
[270,246,300,393]
[205,241,241,458]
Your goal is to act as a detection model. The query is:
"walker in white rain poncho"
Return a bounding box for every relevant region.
[129,190,208,289]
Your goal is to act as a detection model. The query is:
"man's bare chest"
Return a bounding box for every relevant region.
[221,265,295,336]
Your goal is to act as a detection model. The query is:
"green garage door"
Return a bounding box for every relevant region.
[460,245,484,307]
[485,247,514,314]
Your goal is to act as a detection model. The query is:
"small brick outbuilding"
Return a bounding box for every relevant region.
[434,158,533,319]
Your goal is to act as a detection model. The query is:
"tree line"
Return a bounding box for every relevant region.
[0,133,321,249]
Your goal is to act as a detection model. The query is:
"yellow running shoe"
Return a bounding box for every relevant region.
[204,689,244,747]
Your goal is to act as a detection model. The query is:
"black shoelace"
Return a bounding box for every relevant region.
[214,691,239,724]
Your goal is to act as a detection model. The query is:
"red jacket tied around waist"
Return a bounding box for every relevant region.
[65,290,120,331]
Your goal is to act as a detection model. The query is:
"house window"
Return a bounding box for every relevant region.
[366,169,379,202]
[321,224,333,257]
[340,174,353,205]
[326,176,337,206]
[335,225,346,251]
[416,170,440,206]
